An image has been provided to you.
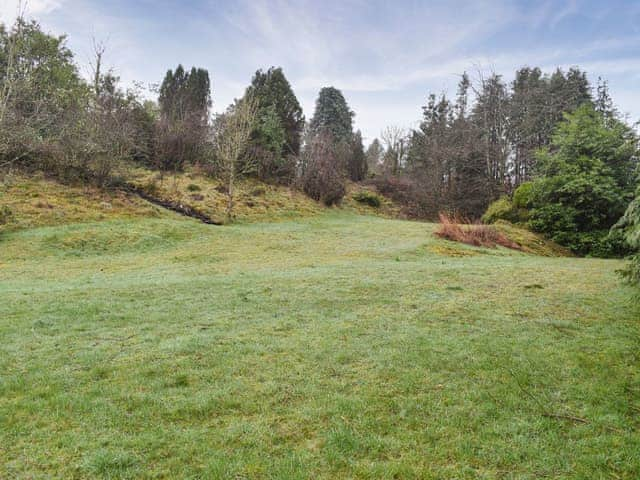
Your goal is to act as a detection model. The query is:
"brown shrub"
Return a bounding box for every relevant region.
[435,213,522,250]
[368,175,438,219]
[300,131,346,206]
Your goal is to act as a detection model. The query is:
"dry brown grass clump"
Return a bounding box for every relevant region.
[435,212,522,251]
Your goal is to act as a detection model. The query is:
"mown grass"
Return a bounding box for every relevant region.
[1,212,639,479]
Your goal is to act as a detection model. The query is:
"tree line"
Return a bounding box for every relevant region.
[0,18,369,216]
[371,68,597,217]
[366,68,639,268]
[0,16,638,291]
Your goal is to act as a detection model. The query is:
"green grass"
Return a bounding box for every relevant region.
[1,212,639,479]
[0,173,165,233]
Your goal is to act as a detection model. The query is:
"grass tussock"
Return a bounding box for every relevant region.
[435,212,522,250]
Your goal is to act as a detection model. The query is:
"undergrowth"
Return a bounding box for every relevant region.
[435,212,522,250]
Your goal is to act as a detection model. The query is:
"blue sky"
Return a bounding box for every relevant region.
[2,0,640,141]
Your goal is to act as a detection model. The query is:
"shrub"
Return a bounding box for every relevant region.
[0,205,12,225]
[512,182,533,209]
[300,132,346,206]
[436,213,521,250]
[617,189,640,296]
[370,175,432,218]
[353,191,381,208]
[186,183,201,192]
[482,196,529,224]
[302,165,345,206]
[142,179,160,196]
[482,197,514,223]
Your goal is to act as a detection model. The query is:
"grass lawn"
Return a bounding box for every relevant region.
[1,212,639,479]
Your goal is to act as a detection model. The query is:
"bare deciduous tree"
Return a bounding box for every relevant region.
[213,95,258,221]
[300,130,346,206]
[380,126,408,175]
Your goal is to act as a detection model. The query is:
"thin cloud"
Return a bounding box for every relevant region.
[0,0,64,23]
[1,0,639,140]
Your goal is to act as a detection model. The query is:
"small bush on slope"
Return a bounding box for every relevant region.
[482,183,533,224]
[352,190,381,208]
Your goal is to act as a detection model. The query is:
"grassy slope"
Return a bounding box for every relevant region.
[130,169,324,224]
[1,171,567,256]
[1,212,638,479]
[129,169,402,224]
[0,173,167,232]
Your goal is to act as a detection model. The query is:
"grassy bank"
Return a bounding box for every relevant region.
[1,213,638,478]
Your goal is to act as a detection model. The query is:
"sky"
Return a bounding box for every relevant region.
[2,0,640,142]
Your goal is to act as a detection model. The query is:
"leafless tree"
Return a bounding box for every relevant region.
[300,130,346,206]
[213,95,259,221]
[90,38,107,99]
[380,126,408,175]
[0,5,29,171]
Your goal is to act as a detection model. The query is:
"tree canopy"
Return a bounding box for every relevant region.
[524,104,638,255]
[245,67,304,157]
[309,87,354,142]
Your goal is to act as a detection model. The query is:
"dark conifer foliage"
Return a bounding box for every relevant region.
[348,131,368,182]
[155,65,211,170]
[309,87,354,142]
[399,67,599,218]
[159,65,211,124]
[243,67,304,182]
[246,67,305,157]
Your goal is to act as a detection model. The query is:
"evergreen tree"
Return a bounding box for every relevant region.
[471,73,509,190]
[595,77,617,123]
[347,130,367,181]
[156,64,211,170]
[527,104,638,256]
[508,67,593,187]
[450,75,491,217]
[509,67,546,184]
[406,93,453,212]
[309,87,354,142]
[159,65,210,124]
[246,67,304,156]
[243,67,304,182]
[617,183,640,296]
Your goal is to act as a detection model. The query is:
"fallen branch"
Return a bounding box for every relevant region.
[542,412,589,424]
[507,368,624,433]
[123,183,223,225]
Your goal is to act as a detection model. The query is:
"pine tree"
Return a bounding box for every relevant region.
[159,65,210,124]
[471,73,510,191]
[595,77,617,123]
